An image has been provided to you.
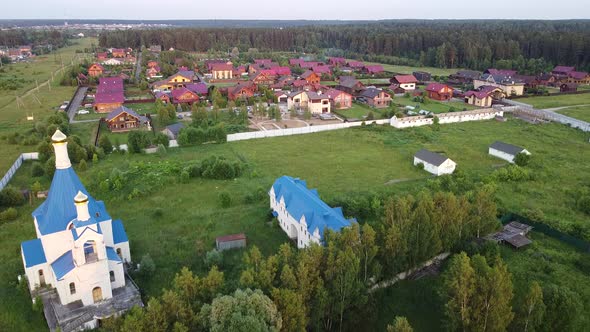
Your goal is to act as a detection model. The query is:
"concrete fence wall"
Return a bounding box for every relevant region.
[0,153,39,191]
[227,119,390,142]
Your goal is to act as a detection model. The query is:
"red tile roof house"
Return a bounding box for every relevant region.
[425,83,454,101]
[186,83,209,96]
[290,79,313,91]
[210,63,235,80]
[301,70,321,84]
[464,86,503,107]
[560,83,578,93]
[233,65,247,77]
[88,63,104,77]
[251,70,277,85]
[147,61,159,68]
[362,65,384,75]
[347,61,365,70]
[328,57,346,66]
[228,82,257,101]
[551,66,575,77]
[94,77,125,113]
[254,59,273,66]
[390,75,418,91]
[513,75,540,89]
[105,106,148,132]
[537,73,556,86]
[146,66,161,79]
[312,65,332,77]
[289,59,304,67]
[336,76,365,96]
[97,52,108,60]
[274,66,292,76]
[359,88,391,108]
[300,62,322,69]
[325,89,353,109]
[171,87,201,104]
[155,92,171,104]
[568,71,590,84]
[111,48,126,58]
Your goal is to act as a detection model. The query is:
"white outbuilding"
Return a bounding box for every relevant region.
[489,141,530,163]
[413,149,456,176]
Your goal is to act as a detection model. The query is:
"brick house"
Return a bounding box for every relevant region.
[425,83,454,101]
[359,88,391,108]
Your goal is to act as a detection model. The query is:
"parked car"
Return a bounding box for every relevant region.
[77,110,90,115]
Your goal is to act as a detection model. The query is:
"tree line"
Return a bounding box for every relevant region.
[98,21,590,72]
[0,30,70,49]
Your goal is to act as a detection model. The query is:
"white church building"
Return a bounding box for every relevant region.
[20,130,141,332]
[269,176,356,249]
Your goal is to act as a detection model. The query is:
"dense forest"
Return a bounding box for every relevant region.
[0,29,71,49]
[98,20,590,72]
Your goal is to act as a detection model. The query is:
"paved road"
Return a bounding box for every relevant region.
[67,86,88,123]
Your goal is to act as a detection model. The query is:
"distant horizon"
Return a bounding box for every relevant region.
[1,0,588,21]
[1,18,590,21]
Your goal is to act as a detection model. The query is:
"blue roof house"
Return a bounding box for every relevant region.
[20,130,141,332]
[269,176,356,248]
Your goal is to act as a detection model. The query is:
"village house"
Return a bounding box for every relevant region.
[88,63,104,77]
[347,61,364,70]
[325,89,353,109]
[425,83,454,101]
[567,71,590,84]
[105,106,148,132]
[551,65,575,78]
[484,68,518,76]
[359,88,391,108]
[146,66,162,79]
[251,70,276,85]
[489,141,530,163]
[149,45,162,53]
[473,74,525,97]
[216,234,247,251]
[301,70,321,84]
[21,130,141,331]
[147,61,159,68]
[336,76,365,96]
[361,65,384,75]
[228,82,257,101]
[390,75,418,91]
[560,83,578,93]
[211,63,234,80]
[488,222,533,249]
[111,48,126,58]
[155,91,171,104]
[162,122,185,140]
[537,73,556,86]
[287,91,331,114]
[312,65,332,77]
[328,57,346,66]
[289,58,304,67]
[464,86,504,107]
[269,176,356,249]
[413,71,432,82]
[413,149,456,176]
[513,75,540,89]
[275,91,289,103]
[97,52,108,61]
[171,87,201,104]
[300,61,322,69]
[94,77,125,113]
[448,70,482,84]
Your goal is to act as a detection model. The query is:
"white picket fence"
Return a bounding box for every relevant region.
[0,153,39,191]
[227,119,390,142]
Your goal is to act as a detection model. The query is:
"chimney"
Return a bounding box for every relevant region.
[51,130,71,169]
[74,191,90,222]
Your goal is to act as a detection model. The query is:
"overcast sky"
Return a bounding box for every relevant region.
[1,0,588,20]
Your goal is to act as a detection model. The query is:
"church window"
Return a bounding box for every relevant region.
[110,271,115,282]
[69,282,76,294]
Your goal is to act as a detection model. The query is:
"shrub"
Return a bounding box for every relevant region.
[219,192,232,208]
[156,144,167,157]
[153,132,169,147]
[0,207,18,222]
[514,152,531,167]
[204,249,223,267]
[152,208,164,218]
[0,187,25,207]
[366,111,375,120]
[98,136,113,154]
[31,162,44,177]
[127,131,151,153]
[180,170,190,183]
[78,159,88,171]
[140,254,156,275]
[416,162,425,170]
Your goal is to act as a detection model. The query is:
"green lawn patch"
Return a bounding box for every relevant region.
[394,96,477,113]
[555,106,590,122]
[517,93,590,109]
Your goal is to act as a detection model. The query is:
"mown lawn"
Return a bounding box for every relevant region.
[393,96,478,113]
[333,103,385,120]
[1,118,589,331]
[517,93,590,109]
[555,105,590,122]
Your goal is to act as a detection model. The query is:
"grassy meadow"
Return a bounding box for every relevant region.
[360,60,459,76]
[555,105,590,122]
[1,117,590,330]
[516,93,590,109]
[393,95,478,113]
[0,38,96,173]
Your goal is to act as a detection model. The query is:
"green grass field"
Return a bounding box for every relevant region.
[0,38,97,174]
[393,96,478,113]
[333,103,385,119]
[516,93,590,109]
[1,118,590,330]
[555,105,590,122]
[359,60,459,76]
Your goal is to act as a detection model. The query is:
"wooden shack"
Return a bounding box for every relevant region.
[216,233,247,251]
